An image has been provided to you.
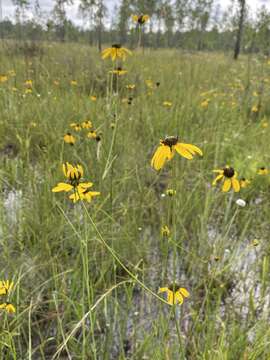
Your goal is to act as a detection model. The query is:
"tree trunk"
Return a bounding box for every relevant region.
[234,0,245,60]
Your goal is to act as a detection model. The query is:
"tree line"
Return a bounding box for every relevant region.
[1,0,270,56]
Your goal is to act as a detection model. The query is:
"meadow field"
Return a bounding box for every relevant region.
[1,41,270,359]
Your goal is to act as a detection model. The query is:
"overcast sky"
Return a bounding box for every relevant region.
[1,0,270,27]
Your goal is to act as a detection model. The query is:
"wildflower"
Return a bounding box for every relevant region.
[132,14,149,25]
[166,189,176,196]
[240,178,250,188]
[236,199,246,207]
[24,80,32,87]
[52,163,99,203]
[87,131,101,142]
[201,99,209,108]
[158,284,190,305]
[126,84,136,90]
[102,44,132,61]
[81,120,92,129]
[212,166,240,192]
[258,167,268,175]
[29,122,37,128]
[90,95,97,101]
[109,67,127,76]
[161,225,170,237]
[63,133,75,145]
[145,79,154,89]
[251,239,259,247]
[163,101,172,108]
[70,123,81,132]
[262,122,268,128]
[70,80,78,86]
[0,281,14,295]
[25,89,32,94]
[251,105,259,113]
[151,136,203,171]
[0,75,8,83]
[0,303,16,314]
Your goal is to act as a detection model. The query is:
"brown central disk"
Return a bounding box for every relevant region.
[162,136,178,147]
[223,167,235,178]
[168,283,180,291]
[112,44,121,49]
[138,15,145,24]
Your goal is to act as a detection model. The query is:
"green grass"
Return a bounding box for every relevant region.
[0,41,270,359]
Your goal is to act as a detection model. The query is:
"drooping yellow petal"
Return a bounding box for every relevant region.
[151,145,172,170]
[84,191,101,202]
[179,288,190,298]
[112,49,117,61]
[174,143,193,160]
[167,290,174,305]
[69,192,82,203]
[213,169,224,173]
[174,292,184,305]
[222,178,231,192]
[158,287,169,293]
[212,174,224,186]
[232,178,240,192]
[52,183,73,192]
[180,143,203,156]
[77,182,93,192]
[101,48,112,59]
[5,303,15,313]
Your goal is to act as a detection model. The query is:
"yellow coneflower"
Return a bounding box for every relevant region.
[70,123,81,132]
[201,99,209,108]
[132,14,150,25]
[163,101,172,108]
[0,302,16,313]
[102,44,132,61]
[145,79,154,89]
[70,80,78,86]
[126,84,136,90]
[90,95,97,101]
[151,136,203,171]
[251,105,259,113]
[166,189,176,196]
[63,133,75,145]
[52,163,99,203]
[0,280,14,296]
[0,75,8,83]
[161,225,170,237]
[240,178,251,188]
[251,239,259,247]
[109,67,128,76]
[158,284,190,305]
[212,166,240,192]
[24,79,32,87]
[258,167,268,175]
[81,120,92,129]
